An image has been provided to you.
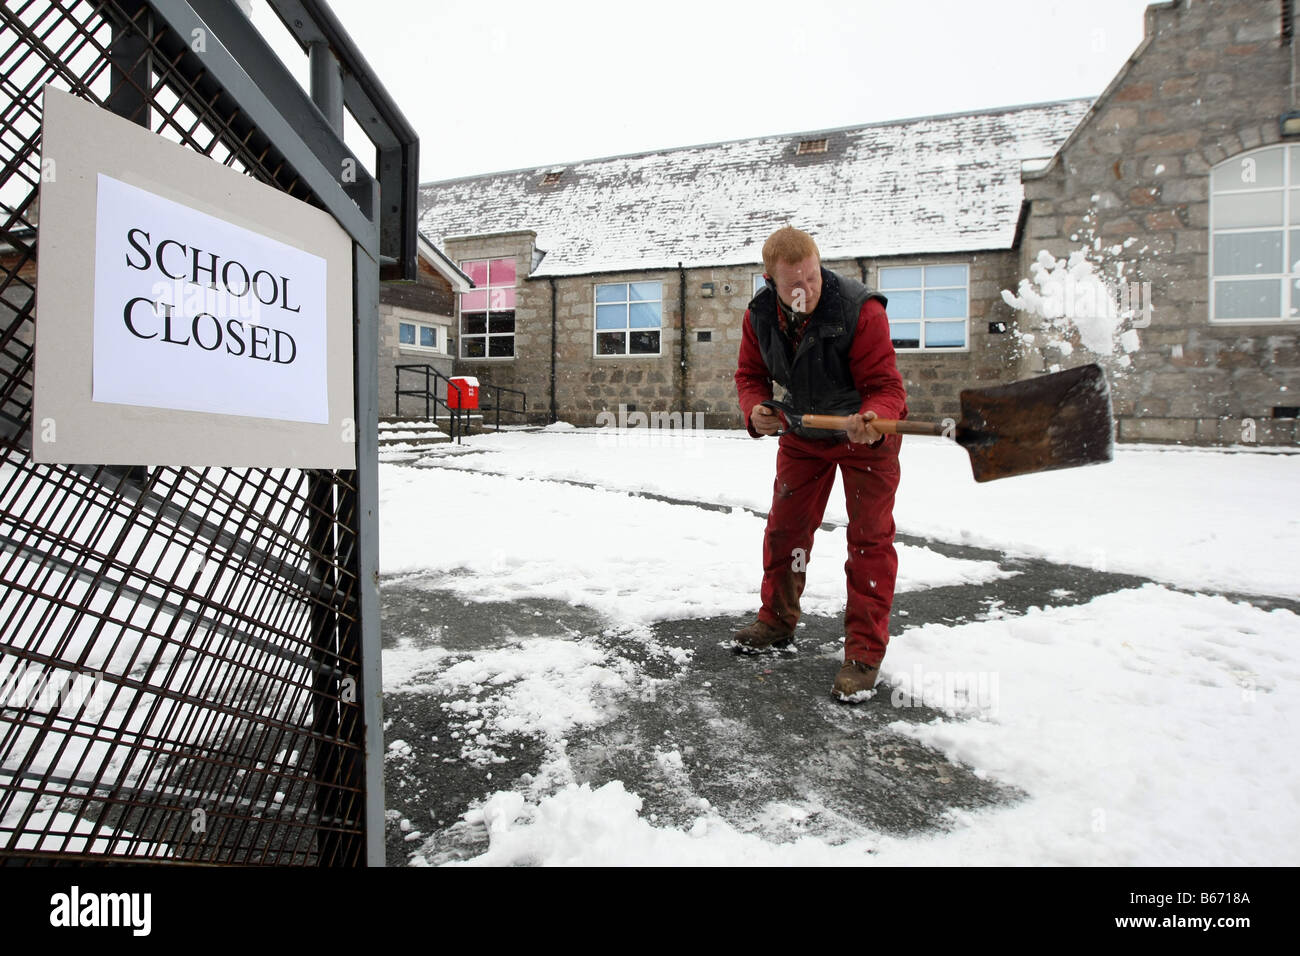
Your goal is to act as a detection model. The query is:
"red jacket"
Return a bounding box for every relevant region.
[734,297,908,438]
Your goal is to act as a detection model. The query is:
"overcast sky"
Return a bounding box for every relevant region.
[255,0,1158,184]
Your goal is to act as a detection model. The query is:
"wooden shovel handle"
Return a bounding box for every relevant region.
[799,414,947,437]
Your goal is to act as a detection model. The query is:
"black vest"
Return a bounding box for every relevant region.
[749,268,888,440]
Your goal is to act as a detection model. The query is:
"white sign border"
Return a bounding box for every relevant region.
[33,86,355,469]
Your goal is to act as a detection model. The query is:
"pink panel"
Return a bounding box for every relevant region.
[489,257,516,286]
[463,260,488,285]
[462,289,487,310]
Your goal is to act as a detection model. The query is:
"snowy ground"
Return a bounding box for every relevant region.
[378,428,1300,866]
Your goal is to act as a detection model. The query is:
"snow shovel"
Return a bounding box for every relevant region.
[761,363,1114,483]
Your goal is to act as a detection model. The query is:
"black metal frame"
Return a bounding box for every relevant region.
[479,384,528,432]
[394,367,531,439]
[0,0,415,865]
[394,364,464,443]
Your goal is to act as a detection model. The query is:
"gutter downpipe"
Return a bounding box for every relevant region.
[678,261,687,415]
[549,277,558,424]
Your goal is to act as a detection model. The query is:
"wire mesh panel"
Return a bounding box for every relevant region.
[0,0,368,864]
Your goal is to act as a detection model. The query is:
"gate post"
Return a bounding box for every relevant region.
[306,38,384,867]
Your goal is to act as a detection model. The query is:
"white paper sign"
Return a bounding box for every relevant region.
[92,174,329,424]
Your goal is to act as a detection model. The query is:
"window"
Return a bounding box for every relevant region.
[398,320,444,352]
[878,264,969,350]
[595,281,661,355]
[753,273,768,297]
[796,138,828,155]
[460,257,516,357]
[1210,145,1300,322]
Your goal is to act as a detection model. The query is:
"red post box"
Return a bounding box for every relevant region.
[447,376,479,410]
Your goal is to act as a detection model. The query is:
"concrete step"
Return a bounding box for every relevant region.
[378,420,450,448]
[380,416,542,439]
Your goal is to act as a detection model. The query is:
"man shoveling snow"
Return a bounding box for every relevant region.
[733,226,908,702]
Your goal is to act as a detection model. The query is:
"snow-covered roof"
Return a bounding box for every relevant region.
[417,99,1093,278]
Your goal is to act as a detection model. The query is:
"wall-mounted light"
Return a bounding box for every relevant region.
[700,282,715,298]
[1280,111,1300,137]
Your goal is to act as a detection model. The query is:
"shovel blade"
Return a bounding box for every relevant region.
[957,363,1114,482]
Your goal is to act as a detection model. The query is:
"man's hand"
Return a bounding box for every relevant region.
[750,404,783,436]
[845,410,883,446]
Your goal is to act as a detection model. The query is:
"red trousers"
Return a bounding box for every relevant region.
[756,433,901,666]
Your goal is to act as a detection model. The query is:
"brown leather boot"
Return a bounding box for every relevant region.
[732,618,795,653]
[832,660,880,702]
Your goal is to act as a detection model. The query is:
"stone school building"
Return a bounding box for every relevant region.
[409,0,1298,446]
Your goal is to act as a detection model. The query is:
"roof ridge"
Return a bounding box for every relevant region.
[418,97,1094,188]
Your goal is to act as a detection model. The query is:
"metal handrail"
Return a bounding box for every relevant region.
[479,383,528,432]
[394,368,529,436]
[394,364,465,443]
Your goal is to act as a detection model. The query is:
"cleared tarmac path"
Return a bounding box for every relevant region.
[379,464,1298,865]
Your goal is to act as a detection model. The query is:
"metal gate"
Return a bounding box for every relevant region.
[0,0,415,864]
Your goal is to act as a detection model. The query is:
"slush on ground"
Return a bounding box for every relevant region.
[378,427,1300,866]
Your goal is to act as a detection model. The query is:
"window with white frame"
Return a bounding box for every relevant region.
[459,257,516,357]
[878,264,969,350]
[753,273,768,297]
[1210,145,1300,322]
[398,320,445,352]
[595,281,661,355]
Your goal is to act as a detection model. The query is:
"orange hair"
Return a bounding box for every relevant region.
[762,226,820,276]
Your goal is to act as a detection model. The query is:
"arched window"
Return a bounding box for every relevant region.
[1210,146,1300,322]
